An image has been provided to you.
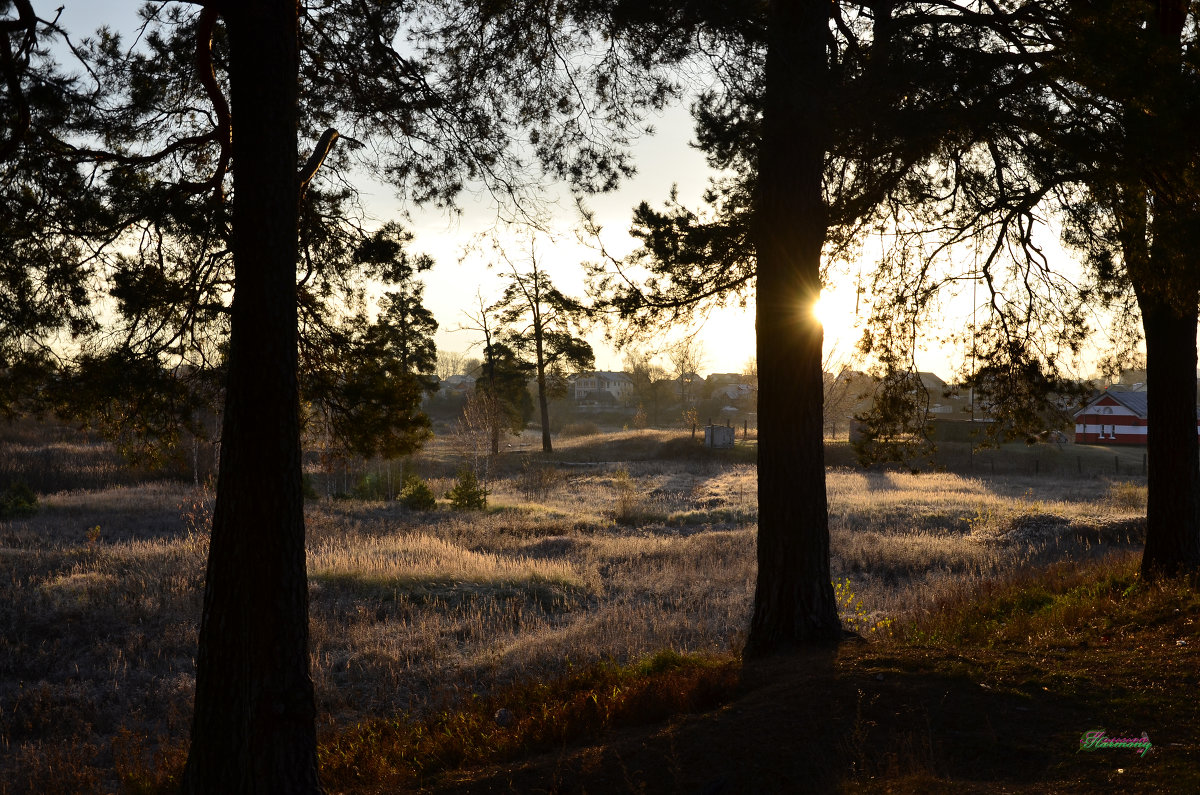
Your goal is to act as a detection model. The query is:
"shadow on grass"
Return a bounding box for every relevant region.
[428,554,1200,794]
[862,470,901,493]
[430,644,1184,794]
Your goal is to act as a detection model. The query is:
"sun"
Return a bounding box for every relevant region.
[811,286,862,353]
[812,294,834,329]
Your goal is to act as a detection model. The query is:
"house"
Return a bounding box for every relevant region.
[704,373,744,390]
[1074,389,1153,445]
[672,371,704,402]
[438,374,476,396]
[710,382,755,402]
[917,371,947,392]
[570,371,634,404]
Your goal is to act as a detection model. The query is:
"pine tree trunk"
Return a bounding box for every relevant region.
[537,378,552,452]
[1138,287,1200,578]
[1131,0,1200,581]
[182,2,321,792]
[535,327,552,453]
[745,0,841,657]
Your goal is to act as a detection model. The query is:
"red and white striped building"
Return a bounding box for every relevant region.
[1074,391,1152,445]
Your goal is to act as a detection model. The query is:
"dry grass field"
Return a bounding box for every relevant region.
[0,427,1154,792]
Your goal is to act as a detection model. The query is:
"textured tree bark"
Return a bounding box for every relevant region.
[1117,189,1200,579]
[1132,0,1200,580]
[1137,286,1200,578]
[745,0,842,656]
[182,1,322,792]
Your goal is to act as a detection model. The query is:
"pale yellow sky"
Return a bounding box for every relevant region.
[64,2,1117,382]
[390,101,763,375]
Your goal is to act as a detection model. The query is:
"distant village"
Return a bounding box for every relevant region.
[429,368,757,434]
[428,364,1168,446]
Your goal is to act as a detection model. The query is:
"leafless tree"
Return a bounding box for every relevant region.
[436,350,468,381]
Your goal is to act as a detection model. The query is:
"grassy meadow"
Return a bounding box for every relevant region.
[0,425,1168,792]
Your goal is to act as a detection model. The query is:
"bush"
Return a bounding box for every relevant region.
[516,459,564,500]
[302,473,319,501]
[447,467,489,510]
[351,473,388,501]
[399,473,437,511]
[0,481,38,519]
[611,468,649,526]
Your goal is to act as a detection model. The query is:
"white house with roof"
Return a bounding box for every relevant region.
[570,371,634,403]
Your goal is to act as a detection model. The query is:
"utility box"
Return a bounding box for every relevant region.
[705,424,735,449]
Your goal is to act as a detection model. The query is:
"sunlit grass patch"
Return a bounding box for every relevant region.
[308,532,594,596]
[667,506,757,526]
[310,572,588,619]
[38,571,120,609]
[1106,480,1148,513]
[39,482,190,513]
[472,499,610,528]
[547,428,691,461]
[834,526,1007,579]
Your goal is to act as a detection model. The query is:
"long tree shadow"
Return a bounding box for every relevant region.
[430,639,1188,793]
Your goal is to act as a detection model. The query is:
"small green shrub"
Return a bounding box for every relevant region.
[399,473,437,511]
[302,473,319,501]
[447,467,488,510]
[0,481,38,519]
[351,473,388,501]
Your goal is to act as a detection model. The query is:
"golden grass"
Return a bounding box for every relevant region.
[309,531,589,591]
[41,482,188,511]
[0,432,1153,790]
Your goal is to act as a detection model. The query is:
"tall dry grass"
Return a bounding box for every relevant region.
[0,431,1148,790]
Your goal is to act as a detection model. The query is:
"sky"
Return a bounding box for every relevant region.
[61,2,782,375]
[363,100,760,375]
[51,2,1094,382]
